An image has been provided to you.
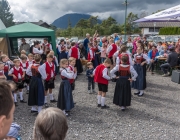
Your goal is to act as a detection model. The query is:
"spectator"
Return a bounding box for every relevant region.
[159,46,169,57]
[148,46,159,74]
[0,80,15,140]
[33,107,68,140]
[160,47,178,77]
[143,37,148,50]
[18,38,30,54]
[83,33,90,59]
[157,42,163,52]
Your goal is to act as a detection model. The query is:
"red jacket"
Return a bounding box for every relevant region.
[13,67,24,82]
[88,48,95,61]
[108,43,117,58]
[71,47,78,59]
[68,65,74,84]
[94,64,108,85]
[45,62,55,81]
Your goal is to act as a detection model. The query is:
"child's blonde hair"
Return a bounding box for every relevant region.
[21,50,26,55]
[49,50,54,55]
[0,54,7,61]
[33,107,68,140]
[87,62,93,67]
[13,59,20,64]
[68,57,76,63]
[104,58,112,64]
[60,59,68,68]
[20,54,27,60]
[28,53,34,58]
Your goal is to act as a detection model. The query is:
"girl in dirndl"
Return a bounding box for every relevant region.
[57,59,74,116]
[110,55,138,111]
[132,46,150,97]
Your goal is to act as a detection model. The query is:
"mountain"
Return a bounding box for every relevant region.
[52,13,102,29]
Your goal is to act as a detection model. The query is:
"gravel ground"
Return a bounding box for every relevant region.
[14,72,180,140]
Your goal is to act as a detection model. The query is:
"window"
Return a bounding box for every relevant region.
[149,28,159,32]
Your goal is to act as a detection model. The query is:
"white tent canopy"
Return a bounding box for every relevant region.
[0,19,6,30]
[134,4,180,22]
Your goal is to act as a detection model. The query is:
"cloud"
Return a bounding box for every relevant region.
[7,0,180,24]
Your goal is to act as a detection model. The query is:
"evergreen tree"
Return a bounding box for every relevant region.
[0,0,14,27]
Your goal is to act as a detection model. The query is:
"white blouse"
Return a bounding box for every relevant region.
[60,68,74,79]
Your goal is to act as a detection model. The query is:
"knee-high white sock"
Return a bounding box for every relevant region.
[38,106,42,113]
[101,97,106,106]
[31,106,37,111]
[44,96,48,103]
[14,93,17,102]
[19,92,23,100]
[27,85,29,90]
[139,90,144,95]
[63,110,66,115]
[97,95,101,104]
[49,93,54,100]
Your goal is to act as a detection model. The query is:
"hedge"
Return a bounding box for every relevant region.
[159,27,180,35]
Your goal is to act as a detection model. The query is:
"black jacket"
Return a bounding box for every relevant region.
[167,51,178,67]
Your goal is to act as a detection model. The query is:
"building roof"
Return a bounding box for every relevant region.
[139,22,180,28]
[15,21,51,28]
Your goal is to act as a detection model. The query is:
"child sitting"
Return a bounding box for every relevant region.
[33,107,68,140]
[86,62,95,94]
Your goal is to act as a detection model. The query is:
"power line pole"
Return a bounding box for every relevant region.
[123,0,128,42]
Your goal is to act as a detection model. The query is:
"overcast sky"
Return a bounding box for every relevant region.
[8,0,180,24]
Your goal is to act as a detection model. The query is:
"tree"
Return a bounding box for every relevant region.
[139,11,148,18]
[0,0,14,27]
[152,9,165,14]
[76,19,89,28]
[101,16,117,28]
[68,17,72,28]
[88,16,98,28]
[126,12,138,34]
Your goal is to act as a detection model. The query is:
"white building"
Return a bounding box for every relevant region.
[139,22,180,35]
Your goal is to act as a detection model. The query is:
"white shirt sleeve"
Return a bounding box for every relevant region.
[102,68,111,80]
[113,51,119,58]
[129,55,134,66]
[130,66,138,81]
[78,49,80,59]
[8,68,14,75]
[110,65,119,78]
[61,69,74,79]
[58,45,61,52]
[106,45,112,54]
[38,64,47,80]
[68,48,72,57]
[26,64,33,76]
[55,56,59,66]
[143,54,150,64]
[116,57,120,65]
[50,44,52,50]
[90,49,93,59]
[93,68,96,76]
[33,48,43,54]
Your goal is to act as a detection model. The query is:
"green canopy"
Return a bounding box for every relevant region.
[0,22,56,54]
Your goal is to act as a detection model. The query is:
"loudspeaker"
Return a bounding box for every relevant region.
[171,70,180,84]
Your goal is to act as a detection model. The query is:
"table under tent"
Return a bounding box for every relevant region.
[0,22,56,58]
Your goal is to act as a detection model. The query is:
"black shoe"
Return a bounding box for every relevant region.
[121,109,125,111]
[45,103,49,108]
[14,102,18,106]
[20,100,27,103]
[26,90,29,94]
[31,110,38,113]
[138,93,144,97]
[97,104,101,107]
[65,110,70,113]
[134,92,140,95]
[101,105,110,109]
[50,99,57,103]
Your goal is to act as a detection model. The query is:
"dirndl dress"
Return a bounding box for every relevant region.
[59,51,67,61]
[94,53,100,68]
[57,79,74,111]
[113,74,131,107]
[75,59,83,74]
[28,75,44,106]
[132,64,146,90]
